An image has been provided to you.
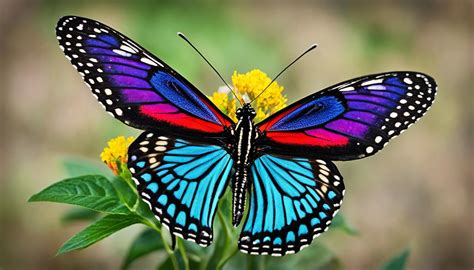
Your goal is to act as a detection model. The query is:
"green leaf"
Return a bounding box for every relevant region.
[208,210,239,270]
[331,214,359,235]
[122,228,164,269]
[29,175,130,215]
[207,228,227,270]
[58,214,142,254]
[62,157,112,177]
[381,249,410,270]
[158,256,175,270]
[61,207,100,223]
[219,190,233,219]
[183,239,208,258]
[158,251,186,270]
[111,176,138,208]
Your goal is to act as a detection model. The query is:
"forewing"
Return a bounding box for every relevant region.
[128,131,234,246]
[257,72,437,160]
[56,16,234,136]
[239,154,344,255]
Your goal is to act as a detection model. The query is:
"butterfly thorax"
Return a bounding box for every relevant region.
[231,104,258,227]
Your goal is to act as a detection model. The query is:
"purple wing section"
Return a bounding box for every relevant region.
[258,72,437,160]
[56,16,234,137]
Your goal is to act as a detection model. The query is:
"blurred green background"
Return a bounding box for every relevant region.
[0,0,472,269]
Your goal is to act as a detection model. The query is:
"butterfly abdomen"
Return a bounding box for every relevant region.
[231,108,258,227]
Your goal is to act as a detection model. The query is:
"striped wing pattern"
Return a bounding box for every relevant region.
[128,131,233,246]
[239,154,344,255]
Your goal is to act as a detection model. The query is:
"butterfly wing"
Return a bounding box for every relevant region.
[56,16,234,137]
[257,72,436,160]
[128,131,234,246]
[239,154,344,255]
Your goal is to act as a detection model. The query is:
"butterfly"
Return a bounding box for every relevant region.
[56,16,437,256]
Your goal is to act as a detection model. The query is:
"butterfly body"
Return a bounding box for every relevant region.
[56,16,437,256]
[231,103,258,226]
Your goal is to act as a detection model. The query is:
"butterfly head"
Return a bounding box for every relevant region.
[236,103,256,120]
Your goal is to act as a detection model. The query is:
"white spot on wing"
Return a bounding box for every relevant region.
[367,85,386,90]
[113,49,131,57]
[361,78,383,86]
[375,136,382,143]
[120,44,138,54]
[319,174,329,183]
[155,146,167,151]
[340,86,354,92]
[403,77,413,84]
[140,57,158,66]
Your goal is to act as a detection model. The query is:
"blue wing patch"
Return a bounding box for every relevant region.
[269,95,345,131]
[128,131,233,246]
[238,154,345,256]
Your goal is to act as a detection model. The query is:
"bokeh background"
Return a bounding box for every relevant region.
[1,0,472,269]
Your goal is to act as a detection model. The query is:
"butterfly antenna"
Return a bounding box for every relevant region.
[251,44,318,104]
[178,32,243,105]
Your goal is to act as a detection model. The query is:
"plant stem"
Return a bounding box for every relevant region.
[215,210,238,270]
[216,246,238,270]
[118,169,140,210]
[177,238,190,270]
[161,227,180,270]
[218,210,231,247]
[140,218,160,233]
[246,255,265,270]
[246,255,253,270]
[118,168,179,269]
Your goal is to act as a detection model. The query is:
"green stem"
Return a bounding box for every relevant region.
[246,255,253,270]
[161,228,180,270]
[246,255,265,270]
[177,238,190,270]
[140,217,179,270]
[118,169,141,210]
[215,210,238,270]
[141,217,160,233]
[218,210,231,246]
[216,246,238,270]
[118,167,179,269]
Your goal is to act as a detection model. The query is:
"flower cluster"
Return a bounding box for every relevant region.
[100,136,134,175]
[210,69,287,122]
[209,89,238,122]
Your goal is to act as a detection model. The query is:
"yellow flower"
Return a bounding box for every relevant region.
[232,70,287,122]
[209,90,238,122]
[210,69,287,123]
[100,136,135,175]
